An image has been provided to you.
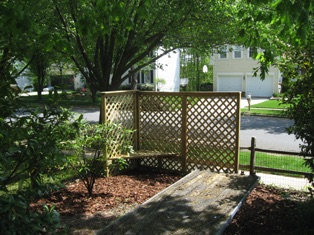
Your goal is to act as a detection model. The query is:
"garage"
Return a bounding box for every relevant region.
[217,75,242,92]
[247,76,273,97]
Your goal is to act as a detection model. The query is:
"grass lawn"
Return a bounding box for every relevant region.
[241,108,286,117]
[240,151,311,176]
[250,99,289,109]
[241,99,289,117]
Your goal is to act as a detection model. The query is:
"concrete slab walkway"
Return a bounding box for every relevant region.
[240,98,268,108]
[257,172,310,191]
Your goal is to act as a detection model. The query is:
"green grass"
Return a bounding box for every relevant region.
[250,99,289,109]
[241,99,290,117]
[241,108,287,117]
[5,166,77,194]
[240,151,311,176]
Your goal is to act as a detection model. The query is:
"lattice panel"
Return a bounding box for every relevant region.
[104,93,134,130]
[140,158,182,171]
[138,94,182,154]
[101,122,134,159]
[102,93,135,158]
[185,95,239,173]
[101,91,240,174]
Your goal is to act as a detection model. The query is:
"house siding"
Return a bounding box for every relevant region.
[212,47,280,97]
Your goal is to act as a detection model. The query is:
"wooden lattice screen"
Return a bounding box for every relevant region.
[101,91,241,173]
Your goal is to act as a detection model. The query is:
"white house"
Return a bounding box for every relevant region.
[155,49,180,92]
[122,49,181,92]
[211,46,281,97]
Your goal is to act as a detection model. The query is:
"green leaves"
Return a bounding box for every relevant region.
[0,194,60,233]
[65,121,133,196]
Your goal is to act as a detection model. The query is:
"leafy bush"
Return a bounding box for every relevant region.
[138,83,154,91]
[279,45,314,186]
[1,106,82,190]
[0,194,60,234]
[200,82,213,91]
[65,122,133,196]
[0,81,82,233]
[119,83,155,91]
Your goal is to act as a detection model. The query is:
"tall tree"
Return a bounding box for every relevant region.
[52,0,237,101]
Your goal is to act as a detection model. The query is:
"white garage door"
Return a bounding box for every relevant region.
[217,75,242,92]
[247,76,273,97]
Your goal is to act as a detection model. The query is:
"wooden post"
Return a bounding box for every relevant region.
[134,91,140,151]
[234,92,241,173]
[101,93,109,176]
[100,92,106,124]
[181,94,188,172]
[250,137,256,176]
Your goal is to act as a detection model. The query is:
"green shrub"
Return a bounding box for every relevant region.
[0,194,60,234]
[0,81,82,233]
[138,83,154,91]
[65,122,133,196]
[119,83,155,91]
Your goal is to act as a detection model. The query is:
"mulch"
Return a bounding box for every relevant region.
[30,170,313,234]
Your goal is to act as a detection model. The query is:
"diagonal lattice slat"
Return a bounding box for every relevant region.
[185,95,239,173]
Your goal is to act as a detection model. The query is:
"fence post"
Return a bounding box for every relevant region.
[250,137,256,176]
[181,94,188,172]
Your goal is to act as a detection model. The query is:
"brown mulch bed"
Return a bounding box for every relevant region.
[31,170,182,234]
[224,184,312,235]
[31,170,313,234]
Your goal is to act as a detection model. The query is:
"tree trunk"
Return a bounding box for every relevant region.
[130,66,139,90]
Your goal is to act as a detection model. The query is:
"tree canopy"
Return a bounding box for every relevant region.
[51,0,237,100]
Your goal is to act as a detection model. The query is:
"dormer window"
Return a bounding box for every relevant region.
[233,46,242,59]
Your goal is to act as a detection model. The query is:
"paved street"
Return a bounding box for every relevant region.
[240,115,302,152]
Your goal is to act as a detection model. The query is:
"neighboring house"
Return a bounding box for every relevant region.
[15,49,181,92]
[122,49,181,92]
[211,46,281,97]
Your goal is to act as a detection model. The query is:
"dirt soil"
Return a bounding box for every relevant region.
[31,170,312,234]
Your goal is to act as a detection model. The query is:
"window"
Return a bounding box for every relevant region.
[128,69,154,84]
[219,46,228,59]
[233,46,242,58]
[248,47,257,58]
